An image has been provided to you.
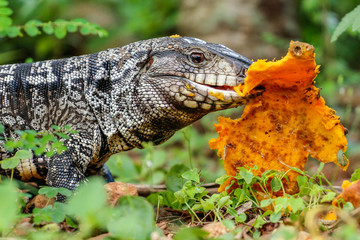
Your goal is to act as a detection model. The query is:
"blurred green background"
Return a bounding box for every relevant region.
[1,0,359,185]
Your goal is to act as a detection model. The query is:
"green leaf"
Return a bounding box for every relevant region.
[147,191,178,208]
[235,212,247,223]
[0,124,4,134]
[66,22,77,32]
[350,169,360,182]
[165,164,189,192]
[222,220,235,231]
[71,18,88,24]
[288,196,305,213]
[57,187,72,197]
[353,15,360,31]
[270,211,281,223]
[218,196,231,208]
[107,154,138,182]
[239,168,253,184]
[54,19,66,24]
[215,175,229,185]
[270,177,282,192]
[0,0,9,7]
[51,125,60,131]
[24,23,39,37]
[174,227,209,240]
[262,209,273,217]
[253,230,261,239]
[0,7,12,15]
[331,5,360,42]
[41,134,56,144]
[297,175,308,188]
[182,168,200,183]
[55,132,70,140]
[200,199,214,211]
[54,25,67,39]
[260,199,272,208]
[6,26,20,38]
[336,150,348,167]
[14,149,32,159]
[253,215,266,228]
[289,212,300,222]
[0,16,12,29]
[42,23,54,34]
[0,181,20,232]
[45,149,55,157]
[39,186,59,198]
[34,145,46,156]
[274,197,288,213]
[97,28,108,37]
[343,202,354,212]
[48,206,66,223]
[321,192,337,203]
[107,196,155,240]
[66,177,107,220]
[26,19,42,25]
[1,157,20,169]
[65,216,78,228]
[80,25,91,35]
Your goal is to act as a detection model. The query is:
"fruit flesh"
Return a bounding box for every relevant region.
[209,41,348,194]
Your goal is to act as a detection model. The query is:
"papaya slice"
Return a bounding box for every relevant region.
[209,41,348,194]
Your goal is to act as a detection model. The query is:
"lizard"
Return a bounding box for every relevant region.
[0,36,257,199]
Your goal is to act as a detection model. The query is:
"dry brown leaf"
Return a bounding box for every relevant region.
[333,179,360,209]
[104,182,138,207]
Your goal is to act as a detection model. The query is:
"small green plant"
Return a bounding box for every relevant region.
[0,124,77,181]
[0,0,107,39]
[148,162,358,238]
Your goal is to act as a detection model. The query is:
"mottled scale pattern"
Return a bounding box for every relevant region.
[0,36,253,199]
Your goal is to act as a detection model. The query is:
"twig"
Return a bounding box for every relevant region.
[132,183,220,197]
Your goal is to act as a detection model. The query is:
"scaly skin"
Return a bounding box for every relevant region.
[0,36,253,198]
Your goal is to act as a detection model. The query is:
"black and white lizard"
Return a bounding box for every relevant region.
[0,36,256,197]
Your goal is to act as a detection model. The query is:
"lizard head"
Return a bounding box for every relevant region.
[138,36,259,112]
[99,36,263,150]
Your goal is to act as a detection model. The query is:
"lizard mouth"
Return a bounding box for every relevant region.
[154,72,263,109]
[200,83,235,92]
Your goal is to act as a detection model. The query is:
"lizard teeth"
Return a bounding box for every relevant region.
[216,75,226,86]
[204,75,217,86]
[195,73,205,84]
[194,74,243,87]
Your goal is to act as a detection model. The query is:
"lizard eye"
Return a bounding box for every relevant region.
[190,52,205,64]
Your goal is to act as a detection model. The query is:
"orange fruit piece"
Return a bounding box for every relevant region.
[209,41,348,194]
[333,180,360,208]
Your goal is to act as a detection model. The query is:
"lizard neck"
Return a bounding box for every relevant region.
[107,83,207,152]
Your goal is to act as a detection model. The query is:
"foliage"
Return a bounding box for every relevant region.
[0,181,21,234]
[0,124,76,179]
[0,0,107,39]
[331,4,360,42]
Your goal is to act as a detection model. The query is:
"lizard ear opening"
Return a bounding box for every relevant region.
[145,57,154,71]
[139,57,154,74]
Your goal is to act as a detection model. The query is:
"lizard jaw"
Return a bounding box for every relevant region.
[182,77,247,110]
[159,74,250,111]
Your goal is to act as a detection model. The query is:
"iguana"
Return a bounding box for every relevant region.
[0,36,256,199]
